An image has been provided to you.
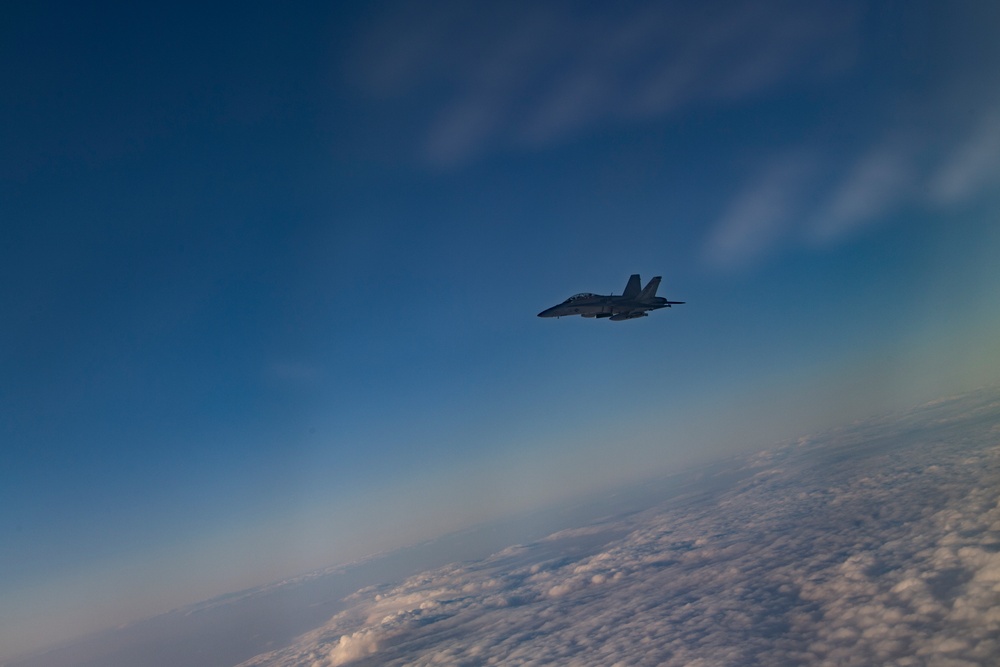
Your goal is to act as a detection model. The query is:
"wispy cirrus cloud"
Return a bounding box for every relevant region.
[703,152,819,269]
[929,111,1000,205]
[350,1,1000,269]
[267,361,323,384]
[806,141,917,245]
[705,103,1000,270]
[349,0,858,165]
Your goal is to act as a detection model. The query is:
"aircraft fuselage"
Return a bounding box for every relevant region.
[537,275,683,322]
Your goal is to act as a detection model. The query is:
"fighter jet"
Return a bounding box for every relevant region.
[537,274,685,321]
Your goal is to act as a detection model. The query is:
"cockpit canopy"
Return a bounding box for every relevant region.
[564,293,598,302]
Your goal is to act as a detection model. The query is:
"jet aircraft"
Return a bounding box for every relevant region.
[537,274,685,321]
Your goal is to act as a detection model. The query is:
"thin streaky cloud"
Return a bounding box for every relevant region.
[807,142,915,245]
[705,119,998,272]
[703,152,818,270]
[268,361,323,383]
[928,110,1000,205]
[423,8,561,164]
[350,1,859,165]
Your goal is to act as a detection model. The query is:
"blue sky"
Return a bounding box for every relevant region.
[3,0,1000,658]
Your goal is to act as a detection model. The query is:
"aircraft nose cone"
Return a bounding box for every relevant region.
[537,307,557,317]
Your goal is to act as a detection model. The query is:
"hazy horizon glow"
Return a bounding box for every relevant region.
[3,0,1000,660]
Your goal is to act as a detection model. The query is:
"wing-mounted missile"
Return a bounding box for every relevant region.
[609,312,648,321]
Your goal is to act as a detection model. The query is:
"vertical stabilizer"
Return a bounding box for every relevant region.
[622,274,641,298]
[638,276,661,300]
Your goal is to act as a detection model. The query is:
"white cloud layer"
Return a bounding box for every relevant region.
[236,389,1000,666]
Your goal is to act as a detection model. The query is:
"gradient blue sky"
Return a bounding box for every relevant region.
[3,0,1000,658]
